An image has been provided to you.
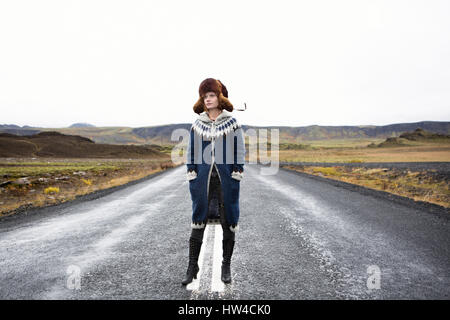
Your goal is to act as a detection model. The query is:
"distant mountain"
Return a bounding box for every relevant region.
[1,121,449,145]
[0,124,21,129]
[243,121,450,142]
[399,128,450,140]
[0,124,39,129]
[69,123,96,128]
[0,124,40,136]
[132,124,192,144]
[131,120,450,144]
[371,128,450,148]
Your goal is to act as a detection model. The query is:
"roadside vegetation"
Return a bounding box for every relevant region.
[282,164,449,208]
[0,158,175,216]
[271,129,450,209]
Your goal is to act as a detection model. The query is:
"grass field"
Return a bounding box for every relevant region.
[254,139,450,209]
[282,164,449,208]
[0,158,175,216]
[266,138,449,208]
[256,141,450,163]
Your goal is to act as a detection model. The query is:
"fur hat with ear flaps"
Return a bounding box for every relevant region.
[193,78,234,114]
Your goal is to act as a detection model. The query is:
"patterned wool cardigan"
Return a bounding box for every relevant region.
[186,110,245,231]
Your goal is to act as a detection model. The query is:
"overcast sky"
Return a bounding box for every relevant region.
[0,0,449,128]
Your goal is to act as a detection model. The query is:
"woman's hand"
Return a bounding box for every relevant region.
[231,169,244,181]
[187,169,198,181]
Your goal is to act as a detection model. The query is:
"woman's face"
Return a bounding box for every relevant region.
[204,92,219,110]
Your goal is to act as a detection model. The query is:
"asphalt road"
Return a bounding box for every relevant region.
[0,164,449,300]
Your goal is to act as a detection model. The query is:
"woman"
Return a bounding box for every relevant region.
[182,78,245,285]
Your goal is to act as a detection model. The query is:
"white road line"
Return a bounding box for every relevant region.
[211,224,225,292]
[186,225,210,291]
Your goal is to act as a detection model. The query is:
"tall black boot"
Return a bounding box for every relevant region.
[221,239,235,283]
[181,237,203,285]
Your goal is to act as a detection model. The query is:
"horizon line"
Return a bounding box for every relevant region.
[1,119,450,129]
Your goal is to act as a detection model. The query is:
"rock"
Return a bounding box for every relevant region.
[73,171,86,176]
[0,181,12,187]
[14,177,31,185]
[55,176,70,180]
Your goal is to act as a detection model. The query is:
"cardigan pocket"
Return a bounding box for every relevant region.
[229,177,240,203]
[189,176,201,201]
